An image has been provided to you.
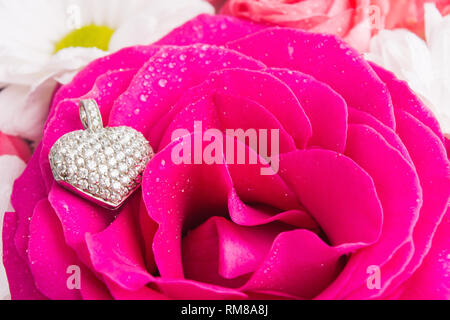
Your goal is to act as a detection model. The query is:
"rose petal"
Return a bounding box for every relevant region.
[159,87,297,153]
[371,62,445,143]
[348,108,413,165]
[109,45,265,138]
[279,149,383,247]
[105,278,167,300]
[0,154,26,298]
[78,269,113,300]
[143,133,233,278]
[227,28,395,128]
[85,194,153,291]
[209,69,311,148]
[208,69,312,148]
[226,145,299,211]
[216,217,285,280]
[156,14,263,46]
[267,68,348,152]
[29,198,112,300]
[10,144,47,259]
[383,110,450,295]
[246,290,304,300]
[320,123,422,299]
[446,137,450,158]
[50,45,158,113]
[242,229,347,299]
[48,184,114,267]
[138,197,158,274]
[397,208,450,300]
[2,212,46,300]
[155,278,247,300]
[28,199,82,299]
[182,216,282,285]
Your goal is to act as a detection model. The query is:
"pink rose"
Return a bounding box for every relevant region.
[384,0,450,37]
[3,15,449,300]
[218,0,450,52]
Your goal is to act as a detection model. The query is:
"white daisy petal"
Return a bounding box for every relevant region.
[0,155,26,301]
[109,0,214,50]
[367,29,434,101]
[367,3,450,134]
[109,15,159,52]
[0,83,52,141]
[46,47,107,80]
[425,2,444,42]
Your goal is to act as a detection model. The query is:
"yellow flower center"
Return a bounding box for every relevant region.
[54,25,115,53]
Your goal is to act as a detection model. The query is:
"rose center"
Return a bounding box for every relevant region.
[54,24,115,53]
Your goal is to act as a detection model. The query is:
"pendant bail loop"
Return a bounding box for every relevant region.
[79,99,103,132]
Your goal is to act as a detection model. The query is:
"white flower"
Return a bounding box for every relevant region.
[0,155,26,300]
[366,3,450,134]
[0,0,214,142]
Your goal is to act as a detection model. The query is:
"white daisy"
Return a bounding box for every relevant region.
[367,3,450,134]
[0,0,214,141]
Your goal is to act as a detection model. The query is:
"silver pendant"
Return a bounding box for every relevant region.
[49,99,154,209]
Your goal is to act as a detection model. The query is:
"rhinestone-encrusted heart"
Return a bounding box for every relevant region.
[49,100,154,209]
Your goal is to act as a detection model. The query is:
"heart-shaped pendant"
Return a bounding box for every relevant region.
[49,99,154,209]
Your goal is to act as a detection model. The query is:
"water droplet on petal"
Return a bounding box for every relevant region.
[158,79,168,88]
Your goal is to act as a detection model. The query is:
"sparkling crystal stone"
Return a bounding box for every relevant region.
[79,168,88,179]
[112,181,121,192]
[76,157,85,167]
[116,152,125,161]
[89,185,99,194]
[67,165,77,178]
[121,175,131,185]
[108,158,117,167]
[99,188,110,199]
[78,179,88,190]
[98,164,108,175]
[118,162,128,173]
[100,177,111,188]
[85,148,95,158]
[89,173,99,184]
[105,147,114,156]
[87,160,97,171]
[56,164,67,176]
[97,154,106,163]
[109,169,119,179]
[54,154,64,164]
[110,193,120,203]
[133,150,142,159]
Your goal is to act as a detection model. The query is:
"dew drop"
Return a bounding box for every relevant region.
[158,79,168,88]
